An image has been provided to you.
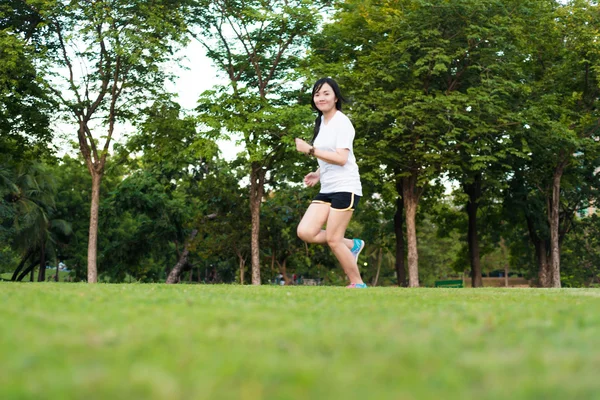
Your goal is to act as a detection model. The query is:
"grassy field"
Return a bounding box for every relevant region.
[1,283,599,400]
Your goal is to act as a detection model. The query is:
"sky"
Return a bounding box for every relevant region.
[166,40,244,161]
[166,40,220,110]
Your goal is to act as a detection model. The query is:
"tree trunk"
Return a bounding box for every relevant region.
[17,259,40,281]
[372,247,383,287]
[166,229,199,284]
[276,259,292,285]
[271,251,276,276]
[526,214,551,287]
[37,241,46,282]
[249,163,265,285]
[402,173,422,288]
[239,256,246,285]
[394,178,407,287]
[464,175,483,288]
[548,164,564,288]
[30,266,35,282]
[87,171,102,283]
[538,241,551,287]
[11,250,32,281]
[500,238,508,287]
[234,246,246,284]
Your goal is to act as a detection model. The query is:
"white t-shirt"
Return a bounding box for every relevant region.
[313,111,362,196]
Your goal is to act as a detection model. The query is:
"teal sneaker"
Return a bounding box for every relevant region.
[351,238,365,262]
[347,283,368,288]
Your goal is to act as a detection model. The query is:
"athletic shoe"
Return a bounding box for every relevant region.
[347,283,368,288]
[351,238,365,262]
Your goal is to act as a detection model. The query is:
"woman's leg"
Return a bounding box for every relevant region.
[297,203,354,249]
[325,209,363,284]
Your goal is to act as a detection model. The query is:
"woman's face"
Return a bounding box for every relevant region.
[313,83,337,113]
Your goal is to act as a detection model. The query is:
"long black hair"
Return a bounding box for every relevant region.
[310,77,346,145]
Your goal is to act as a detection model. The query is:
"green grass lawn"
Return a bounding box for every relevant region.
[1,284,599,400]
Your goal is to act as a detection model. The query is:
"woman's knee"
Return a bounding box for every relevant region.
[326,233,343,249]
[297,225,312,242]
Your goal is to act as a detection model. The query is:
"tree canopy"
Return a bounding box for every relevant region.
[1,0,599,288]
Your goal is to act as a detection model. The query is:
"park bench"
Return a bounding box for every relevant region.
[434,279,463,288]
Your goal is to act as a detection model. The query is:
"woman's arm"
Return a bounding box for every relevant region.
[304,168,320,187]
[313,147,349,166]
[295,138,349,166]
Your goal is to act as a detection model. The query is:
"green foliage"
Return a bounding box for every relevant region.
[189,0,330,283]
[47,155,93,280]
[499,0,600,285]
[561,215,600,287]
[9,0,191,147]
[47,154,128,281]
[94,99,252,283]
[312,0,536,182]
[0,155,73,280]
[0,8,55,160]
[2,0,600,287]
[191,0,334,191]
[260,185,334,282]
[7,0,197,281]
[191,0,323,164]
[307,0,600,286]
[351,194,396,285]
[417,213,464,286]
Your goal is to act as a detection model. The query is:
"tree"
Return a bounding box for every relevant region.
[0,3,54,161]
[312,0,526,286]
[260,185,313,284]
[516,0,600,287]
[50,153,135,282]
[114,99,219,283]
[2,160,72,282]
[436,0,537,287]
[20,0,190,282]
[50,154,95,282]
[189,0,323,284]
[561,214,600,287]
[504,141,600,287]
[352,192,396,286]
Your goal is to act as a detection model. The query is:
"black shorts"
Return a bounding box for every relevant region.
[312,192,361,211]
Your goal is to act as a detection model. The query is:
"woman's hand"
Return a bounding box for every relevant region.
[304,171,320,187]
[295,138,312,154]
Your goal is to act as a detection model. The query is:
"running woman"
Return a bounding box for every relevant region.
[295,77,366,288]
